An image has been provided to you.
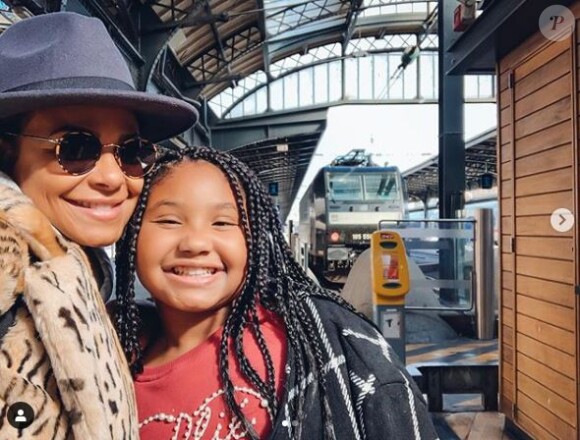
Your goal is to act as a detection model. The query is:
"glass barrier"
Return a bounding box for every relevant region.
[379,219,476,311]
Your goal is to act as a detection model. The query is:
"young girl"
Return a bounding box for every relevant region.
[114,146,438,440]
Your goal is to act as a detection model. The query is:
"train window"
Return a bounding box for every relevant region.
[364,174,399,201]
[327,173,363,200]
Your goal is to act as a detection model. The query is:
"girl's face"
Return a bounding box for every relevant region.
[136,160,248,319]
[13,105,143,247]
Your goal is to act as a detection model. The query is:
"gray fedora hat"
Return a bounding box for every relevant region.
[0,12,198,142]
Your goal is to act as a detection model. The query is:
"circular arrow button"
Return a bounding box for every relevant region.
[550,208,574,232]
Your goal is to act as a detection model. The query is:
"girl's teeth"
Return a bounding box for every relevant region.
[172,267,215,276]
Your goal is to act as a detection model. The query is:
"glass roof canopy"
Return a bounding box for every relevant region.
[197,0,492,120]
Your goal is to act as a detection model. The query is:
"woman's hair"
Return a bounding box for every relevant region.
[114,145,360,439]
[0,115,23,175]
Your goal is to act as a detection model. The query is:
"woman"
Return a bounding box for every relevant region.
[0,12,197,439]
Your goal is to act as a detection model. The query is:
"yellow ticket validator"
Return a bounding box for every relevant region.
[371,230,410,305]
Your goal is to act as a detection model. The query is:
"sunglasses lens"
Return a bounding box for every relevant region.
[58,132,101,175]
[118,138,157,178]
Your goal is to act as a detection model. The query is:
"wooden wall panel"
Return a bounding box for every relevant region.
[515,143,572,178]
[517,372,576,427]
[515,236,573,260]
[516,275,575,308]
[517,314,575,354]
[518,353,576,403]
[516,215,574,237]
[514,191,573,216]
[515,167,573,197]
[498,24,578,438]
[515,52,569,101]
[514,120,571,159]
[517,393,574,440]
[515,255,574,284]
[515,74,570,120]
[514,97,571,139]
[517,333,575,380]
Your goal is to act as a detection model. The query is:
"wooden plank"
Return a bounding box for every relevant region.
[514,119,570,159]
[518,353,576,403]
[501,161,513,181]
[500,197,513,216]
[502,275,513,294]
[516,215,574,237]
[517,333,576,379]
[500,106,511,127]
[516,406,559,440]
[515,144,572,178]
[515,97,570,140]
[515,51,570,102]
[515,73,570,120]
[501,345,514,365]
[501,234,511,254]
[500,236,511,253]
[518,372,576,427]
[503,311,514,335]
[499,70,511,91]
[516,275,574,308]
[516,255,574,284]
[502,323,514,347]
[515,190,573,216]
[501,395,514,419]
[501,124,511,144]
[516,313,576,353]
[515,38,569,80]
[517,392,576,440]
[501,23,565,70]
[503,253,513,272]
[500,88,510,110]
[501,216,512,235]
[515,167,573,197]
[500,142,512,163]
[517,294,575,331]
[502,359,514,384]
[502,178,513,197]
[516,236,573,261]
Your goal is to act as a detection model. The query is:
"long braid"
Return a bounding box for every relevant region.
[114,151,180,375]
[114,146,367,439]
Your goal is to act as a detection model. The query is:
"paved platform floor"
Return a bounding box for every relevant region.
[433,412,511,440]
[430,394,513,439]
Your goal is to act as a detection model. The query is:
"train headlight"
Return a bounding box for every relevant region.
[329,231,341,242]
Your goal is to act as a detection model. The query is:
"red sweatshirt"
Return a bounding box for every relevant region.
[135,308,287,440]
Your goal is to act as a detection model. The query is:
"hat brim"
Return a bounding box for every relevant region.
[0,88,199,142]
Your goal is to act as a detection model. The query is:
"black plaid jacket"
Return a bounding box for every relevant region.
[269,297,438,440]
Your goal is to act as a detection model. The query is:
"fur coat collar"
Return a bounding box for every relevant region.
[0,178,138,439]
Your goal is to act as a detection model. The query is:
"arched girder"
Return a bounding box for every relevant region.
[217,45,438,118]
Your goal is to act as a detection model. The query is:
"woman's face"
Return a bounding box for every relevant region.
[12,105,144,247]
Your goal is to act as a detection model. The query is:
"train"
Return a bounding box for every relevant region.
[298,151,407,285]
[407,191,499,243]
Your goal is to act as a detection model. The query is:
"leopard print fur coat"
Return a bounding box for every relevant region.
[0,178,138,439]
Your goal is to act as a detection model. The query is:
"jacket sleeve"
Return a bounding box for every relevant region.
[362,380,438,440]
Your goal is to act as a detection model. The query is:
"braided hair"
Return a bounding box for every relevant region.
[114,146,361,439]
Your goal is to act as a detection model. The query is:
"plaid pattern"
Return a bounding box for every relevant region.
[270,297,439,440]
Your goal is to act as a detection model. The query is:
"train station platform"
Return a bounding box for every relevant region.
[407,340,510,440]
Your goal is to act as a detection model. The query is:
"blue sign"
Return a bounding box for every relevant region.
[268,182,279,197]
